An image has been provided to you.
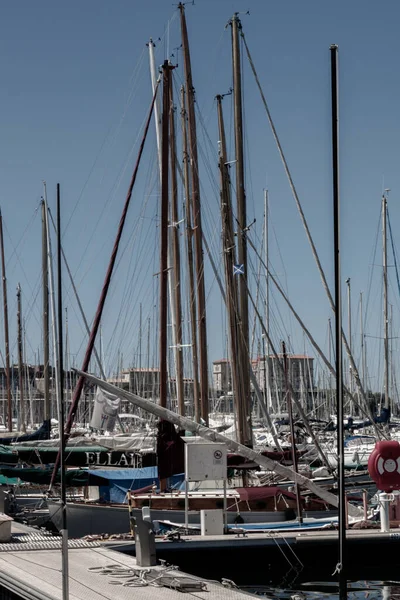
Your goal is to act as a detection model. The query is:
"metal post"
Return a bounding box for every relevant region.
[363,489,368,521]
[184,478,189,531]
[223,479,227,532]
[380,492,391,533]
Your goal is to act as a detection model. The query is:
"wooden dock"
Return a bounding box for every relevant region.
[0,522,257,600]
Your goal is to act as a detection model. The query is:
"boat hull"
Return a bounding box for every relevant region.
[47,499,337,538]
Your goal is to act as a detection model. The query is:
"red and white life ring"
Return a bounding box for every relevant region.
[368,440,400,491]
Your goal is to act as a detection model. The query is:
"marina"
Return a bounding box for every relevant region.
[0,0,399,598]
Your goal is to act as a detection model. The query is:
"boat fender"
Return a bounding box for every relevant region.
[368,440,400,492]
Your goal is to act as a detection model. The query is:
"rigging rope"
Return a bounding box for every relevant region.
[241,28,378,430]
[388,208,400,300]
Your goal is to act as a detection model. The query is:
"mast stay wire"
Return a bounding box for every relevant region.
[73,104,157,289]
[63,47,147,236]
[194,90,298,362]
[388,208,400,301]
[240,28,377,427]
[104,164,160,374]
[363,208,382,340]
[247,228,384,436]
[3,208,43,335]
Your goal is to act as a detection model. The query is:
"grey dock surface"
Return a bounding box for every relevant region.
[0,522,256,600]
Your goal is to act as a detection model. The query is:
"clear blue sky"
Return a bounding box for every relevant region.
[1,0,400,394]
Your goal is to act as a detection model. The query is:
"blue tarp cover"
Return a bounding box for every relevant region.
[88,467,184,504]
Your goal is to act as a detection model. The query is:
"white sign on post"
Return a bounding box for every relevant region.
[183,441,228,532]
[185,442,227,481]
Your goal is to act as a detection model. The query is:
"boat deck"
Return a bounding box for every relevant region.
[0,522,256,600]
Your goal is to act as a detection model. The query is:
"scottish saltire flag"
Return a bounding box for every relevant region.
[233,264,244,276]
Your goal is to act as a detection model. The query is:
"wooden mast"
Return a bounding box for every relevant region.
[169,81,185,416]
[159,60,172,410]
[179,3,209,424]
[231,13,252,446]
[0,210,12,431]
[17,284,26,432]
[148,38,182,417]
[216,94,245,443]
[180,85,200,421]
[41,200,50,421]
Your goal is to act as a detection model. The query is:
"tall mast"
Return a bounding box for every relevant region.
[330,44,347,598]
[138,303,142,395]
[57,183,69,600]
[179,3,209,423]
[170,82,185,415]
[216,94,244,443]
[44,182,60,421]
[282,341,302,523]
[159,60,172,409]
[65,308,72,405]
[23,319,32,427]
[0,210,12,431]
[382,191,389,411]
[263,190,271,413]
[360,292,366,393]
[231,13,251,444]
[147,317,150,396]
[180,85,200,421]
[41,199,50,421]
[148,39,181,414]
[346,277,352,397]
[17,284,25,432]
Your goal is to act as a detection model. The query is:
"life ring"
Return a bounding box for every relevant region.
[368,441,400,491]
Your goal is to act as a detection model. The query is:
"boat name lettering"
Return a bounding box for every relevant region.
[85,451,141,467]
[390,533,400,539]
